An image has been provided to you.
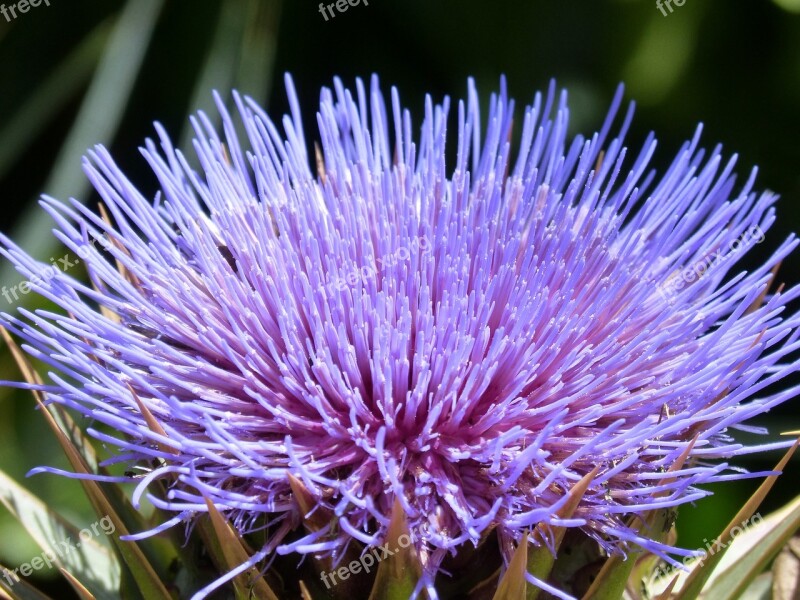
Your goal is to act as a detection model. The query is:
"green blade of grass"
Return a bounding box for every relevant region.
[526,467,600,599]
[702,495,800,600]
[493,533,529,600]
[0,0,164,288]
[178,0,281,155]
[1,328,171,600]
[673,439,800,600]
[233,0,282,104]
[368,499,423,600]
[0,560,54,600]
[178,0,245,153]
[0,18,112,182]
[201,497,280,600]
[0,470,120,600]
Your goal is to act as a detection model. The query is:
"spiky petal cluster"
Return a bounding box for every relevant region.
[2,75,800,598]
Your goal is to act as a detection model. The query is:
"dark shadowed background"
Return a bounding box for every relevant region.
[0,0,798,594]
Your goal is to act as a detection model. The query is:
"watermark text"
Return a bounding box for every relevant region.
[1,515,116,587]
[655,225,764,303]
[1,0,50,23]
[318,0,368,21]
[656,0,686,16]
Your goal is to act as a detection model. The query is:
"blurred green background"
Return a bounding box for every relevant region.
[0,0,799,594]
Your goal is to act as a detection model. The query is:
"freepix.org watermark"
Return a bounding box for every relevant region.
[655,225,765,304]
[320,528,417,589]
[1,233,112,305]
[656,0,686,16]
[318,0,368,21]
[1,515,116,587]
[324,235,432,294]
[0,0,50,23]
[653,512,763,581]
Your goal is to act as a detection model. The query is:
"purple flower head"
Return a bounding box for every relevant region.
[2,75,800,598]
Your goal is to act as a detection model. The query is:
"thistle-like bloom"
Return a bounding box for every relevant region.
[2,75,800,599]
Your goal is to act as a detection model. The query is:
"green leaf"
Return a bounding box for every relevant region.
[773,0,800,13]
[741,573,773,600]
[0,18,112,183]
[201,496,280,600]
[0,469,120,600]
[1,328,172,600]
[299,580,313,600]
[673,439,800,600]
[0,560,54,600]
[368,499,423,600]
[288,473,332,534]
[586,438,698,600]
[178,0,282,154]
[546,529,605,599]
[527,466,599,599]
[493,533,528,600]
[0,0,164,289]
[590,555,639,600]
[701,496,800,600]
[59,569,98,600]
[178,0,246,153]
[233,0,282,103]
[653,573,681,600]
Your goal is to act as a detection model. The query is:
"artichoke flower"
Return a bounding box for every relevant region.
[1,75,799,600]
